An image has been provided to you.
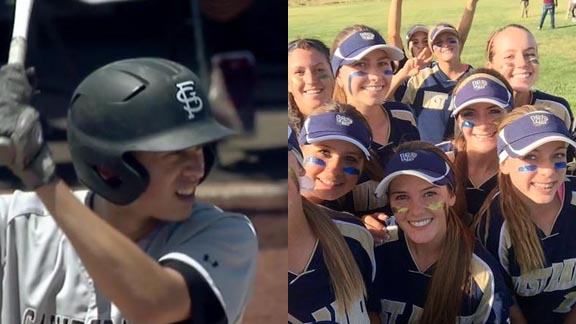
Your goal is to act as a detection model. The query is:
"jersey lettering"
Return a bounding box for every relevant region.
[380,299,406,323]
[513,258,576,296]
[310,299,368,324]
[21,308,127,324]
[554,291,576,313]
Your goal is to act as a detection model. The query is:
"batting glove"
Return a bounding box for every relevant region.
[0,64,56,190]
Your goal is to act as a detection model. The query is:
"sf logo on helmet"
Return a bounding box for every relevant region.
[176,80,204,120]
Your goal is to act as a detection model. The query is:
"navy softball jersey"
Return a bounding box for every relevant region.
[399,64,473,144]
[323,102,420,217]
[531,90,573,131]
[372,230,512,324]
[289,209,377,324]
[477,176,576,324]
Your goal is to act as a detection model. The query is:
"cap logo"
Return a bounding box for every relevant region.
[471,79,487,90]
[336,114,353,126]
[530,114,549,126]
[399,152,418,162]
[176,80,204,120]
[359,32,375,41]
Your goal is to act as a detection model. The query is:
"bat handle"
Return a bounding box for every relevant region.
[8,37,27,65]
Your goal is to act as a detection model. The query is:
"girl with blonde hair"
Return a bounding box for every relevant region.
[476,105,576,323]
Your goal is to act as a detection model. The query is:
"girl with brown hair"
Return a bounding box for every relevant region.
[371,141,511,323]
[288,125,380,323]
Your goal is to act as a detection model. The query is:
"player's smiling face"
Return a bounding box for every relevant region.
[457,103,506,154]
[431,32,460,62]
[300,140,364,203]
[486,27,539,93]
[337,50,392,109]
[131,147,205,221]
[388,175,454,246]
[288,48,334,117]
[501,141,567,205]
[409,31,429,58]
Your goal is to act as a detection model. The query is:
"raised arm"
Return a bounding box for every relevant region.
[387,0,404,51]
[456,0,479,55]
[37,181,193,324]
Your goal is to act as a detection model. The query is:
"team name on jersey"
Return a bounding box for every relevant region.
[513,258,576,312]
[379,299,477,324]
[513,258,576,296]
[22,308,129,324]
[289,299,368,324]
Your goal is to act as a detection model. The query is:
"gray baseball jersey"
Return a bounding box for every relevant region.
[0,190,258,324]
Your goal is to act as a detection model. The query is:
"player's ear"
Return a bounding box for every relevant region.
[485,60,493,69]
[500,158,511,175]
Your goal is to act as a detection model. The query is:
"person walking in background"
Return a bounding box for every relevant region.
[569,0,576,20]
[538,0,558,29]
[521,0,530,18]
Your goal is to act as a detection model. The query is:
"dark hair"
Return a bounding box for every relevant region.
[288,38,331,132]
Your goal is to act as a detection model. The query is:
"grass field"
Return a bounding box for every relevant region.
[288,0,576,110]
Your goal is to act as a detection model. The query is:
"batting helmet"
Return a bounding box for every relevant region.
[67,58,234,205]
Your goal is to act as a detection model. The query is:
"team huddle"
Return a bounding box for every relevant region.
[288,0,575,323]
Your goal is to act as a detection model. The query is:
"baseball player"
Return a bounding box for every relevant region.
[372,141,512,324]
[288,125,379,324]
[476,106,576,323]
[0,58,258,323]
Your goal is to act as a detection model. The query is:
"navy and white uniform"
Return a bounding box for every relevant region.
[477,176,576,324]
[0,190,258,324]
[373,230,512,324]
[399,64,473,144]
[324,102,420,216]
[530,90,573,131]
[436,142,498,217]
[289,208,377,324]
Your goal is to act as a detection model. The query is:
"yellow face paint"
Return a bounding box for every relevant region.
[426,200,444,211]
[392,206,409,214]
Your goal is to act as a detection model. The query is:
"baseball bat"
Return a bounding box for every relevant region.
[9,0,35,64]
[0,0,35,166]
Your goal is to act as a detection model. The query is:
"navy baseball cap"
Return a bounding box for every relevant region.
[331,30,404,75]
[375,149,456,197]
[451,73,513,117]
[406,24,429,44]
[497,111,576,162]
[428,23,459,49]
[288,125,303,166]
[299,111,372,159]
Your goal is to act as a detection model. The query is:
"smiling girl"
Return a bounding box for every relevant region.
[288,38,334,132]
[476,106,576,323]
[485,24,573,131]
[371,141,511,323]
